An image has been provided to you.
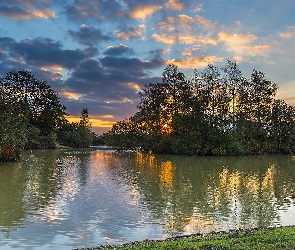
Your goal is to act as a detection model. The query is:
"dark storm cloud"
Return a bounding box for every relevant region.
[68,26,112,46]
[103,44,135,57]
[0,36,97,69]
[64,0,124,21]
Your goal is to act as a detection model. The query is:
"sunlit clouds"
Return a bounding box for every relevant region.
[280,26,295,38]
[67,115,115,128]
[218,32,271,58]
[61,91,84,101]
[0,0,294,133]
[128,4,162,20]
[0,6,55,20]
[116,25,145,40]
[166,0,184,11]
[171,56,223,69]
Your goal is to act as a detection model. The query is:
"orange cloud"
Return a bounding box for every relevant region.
[67,115,115,128]
[170,55,223,69]
[3,7,55,20]
[280,26,295,38]
[217,32,271,58]
[153,33,218,46]
[33,9,55,19]
[126,82,142,92]
[60,91,84,101]
[100,115,114,119]
[156,14,215,33]
[234,55,243,63]
[152,34,177,44]
[197,16,215,30]
[179,14,195,23]
[276,81,295,106]
[116,25,145,40]
[155,14,215,31]
[218,32,257,46]
[105,97,134,104]
[129,5,162,20]
[166,0,184,11]
[41,64,63,71]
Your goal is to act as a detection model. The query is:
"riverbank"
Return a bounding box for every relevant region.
[76,226,295,249]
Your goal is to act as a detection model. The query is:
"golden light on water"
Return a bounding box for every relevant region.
[160,161,174,189]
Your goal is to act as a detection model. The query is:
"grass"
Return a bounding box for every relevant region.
[77,226,295,250]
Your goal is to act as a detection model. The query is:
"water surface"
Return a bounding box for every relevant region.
[0,149,295,249]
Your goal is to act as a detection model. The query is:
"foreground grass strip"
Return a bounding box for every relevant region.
[77,226,295,250]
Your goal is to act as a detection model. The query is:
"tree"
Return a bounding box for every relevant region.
[0,79,27,161]
[268,100,295,153]
[56,108,94,148]
[1,69,67,136]
[79,108,90,127]
[0,69,67,160]
[105,61,294,156]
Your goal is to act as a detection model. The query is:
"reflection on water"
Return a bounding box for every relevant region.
[0,150,295,249]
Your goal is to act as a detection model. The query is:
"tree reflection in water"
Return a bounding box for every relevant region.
[1,149,295,248]
[103,152,295,236]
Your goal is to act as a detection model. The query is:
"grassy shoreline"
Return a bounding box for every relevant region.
[76,226,295,250]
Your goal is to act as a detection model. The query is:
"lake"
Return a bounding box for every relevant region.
[0,149,295,249]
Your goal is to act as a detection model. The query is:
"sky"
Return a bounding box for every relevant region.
[0,0,294,134]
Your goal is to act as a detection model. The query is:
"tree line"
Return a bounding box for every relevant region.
[0,69,100,161]
[104,61,295,155]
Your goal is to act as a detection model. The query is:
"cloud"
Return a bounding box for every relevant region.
[218,32,271,59]
[65,0,123,21]
[66,115,116,130]
[68,25,112,46]
[166,0,184,11]
[103,44,135,57]
[170,55,223,69]
[100,56,164,72]
[0,1,55,20]
[154,14,215,32]
[60,91,85,101]
[152,33,218,46]
[116,25,146,41]
[196,16,215,30]
[128,4,162,20]
[125,82,142,93]
[0,37,97,70]
[152,34,177,44]
[280,26,295,38]
[60,55,163,120]
[218,32,257,46]
[276,80,295,106]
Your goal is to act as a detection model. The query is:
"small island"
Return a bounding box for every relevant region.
[104,60,295,156]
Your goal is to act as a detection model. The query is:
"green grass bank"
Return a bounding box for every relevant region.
[76,226,295,250]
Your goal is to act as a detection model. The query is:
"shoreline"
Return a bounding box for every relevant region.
[75,225,295,250]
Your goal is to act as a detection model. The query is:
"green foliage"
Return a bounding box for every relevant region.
[87,227,295,250]
[1,69,67,135]
[0,115,27,161]
[57,109,94,148]
[92,133,105,145]
[25,126,57,150]
[0,69,68,160]
[105,61,295,156]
